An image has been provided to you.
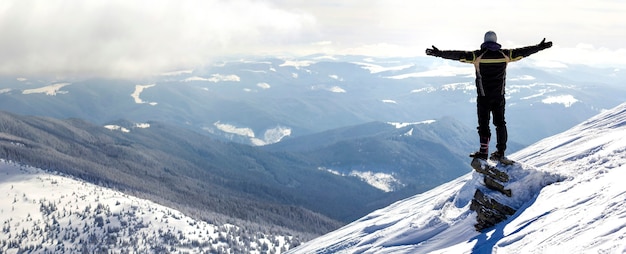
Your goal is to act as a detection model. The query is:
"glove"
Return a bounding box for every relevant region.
[425,45,441,56]
[539,38,552,50]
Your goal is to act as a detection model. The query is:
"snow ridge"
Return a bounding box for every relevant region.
[289,161,562,253]
[289,102,626,253]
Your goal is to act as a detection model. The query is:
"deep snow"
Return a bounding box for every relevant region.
[289,102,626,253]
[0,161,294,253]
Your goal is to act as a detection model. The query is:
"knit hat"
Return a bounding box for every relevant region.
[484,31,497,42]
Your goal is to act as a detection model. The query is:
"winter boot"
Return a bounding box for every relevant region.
[469,151,488,160]
[490,150,514,165]
[490,150,505,161]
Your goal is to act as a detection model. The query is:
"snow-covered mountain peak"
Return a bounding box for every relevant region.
[289,102,626,253]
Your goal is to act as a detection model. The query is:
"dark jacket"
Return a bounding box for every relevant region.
[437,41,547,97]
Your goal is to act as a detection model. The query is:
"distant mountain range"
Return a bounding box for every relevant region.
[0,55,624,249]
[264,117,523,194]
[0,55,623,147]
[0,109,480,237]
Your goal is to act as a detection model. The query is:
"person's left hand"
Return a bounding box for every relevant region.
[539,38,552,49]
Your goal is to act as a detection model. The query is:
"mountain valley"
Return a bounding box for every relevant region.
[1,55,624,253]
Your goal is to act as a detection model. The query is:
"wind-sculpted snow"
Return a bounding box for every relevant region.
[289,160,561,253]
[289,102,626,253]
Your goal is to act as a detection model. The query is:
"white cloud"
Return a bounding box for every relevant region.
[329,86,347,93]
[1,0,624,79]
[530,44,626,68]
[183,74,241,83]
[131,84,157,105]
[542,95,579,107]
[349,171,403,192]
[510,75,536,81]
[257,82,271,89]
[410,87,437,94]
[277,1,626,67]
[214,121,255,138]
[0,0,317,78]
[259,126,292,145]
[354,62,414,74]
[386,63,474,79]
[279,60,315,69]
[441,82,474,92]
[310,85,346,93]
[22,83,71,96]
[160,70,193,76]
[328,74,342,81]
[212,122,291,146]
[135,123,150,128]
[104,125,131,133]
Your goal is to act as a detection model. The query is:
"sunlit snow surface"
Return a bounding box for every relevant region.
[0,162,293,253]
[289,102,626,254]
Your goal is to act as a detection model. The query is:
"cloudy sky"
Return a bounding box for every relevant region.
[0,0,624,78]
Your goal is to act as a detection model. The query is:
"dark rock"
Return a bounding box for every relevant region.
[470,189,516,231]
[471,158,510,182]
[483,176,512,197]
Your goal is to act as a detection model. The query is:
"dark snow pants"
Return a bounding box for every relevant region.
[476,95,507,153]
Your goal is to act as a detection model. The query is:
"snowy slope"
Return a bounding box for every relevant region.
[0,161,296,253]
[289,102,626,254]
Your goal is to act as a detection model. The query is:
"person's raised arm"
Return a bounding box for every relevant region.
[426,45,475,63]
[508,38,552,61]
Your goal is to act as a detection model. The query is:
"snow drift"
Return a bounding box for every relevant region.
[289,102,626,253]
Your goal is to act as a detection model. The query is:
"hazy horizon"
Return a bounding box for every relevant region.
[1,0,625,79]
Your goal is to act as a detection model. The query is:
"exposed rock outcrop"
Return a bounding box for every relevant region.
[470,189,516,231]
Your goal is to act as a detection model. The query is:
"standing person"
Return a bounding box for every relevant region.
[425,31,552,162]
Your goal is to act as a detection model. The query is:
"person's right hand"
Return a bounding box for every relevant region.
[426,45,440,56]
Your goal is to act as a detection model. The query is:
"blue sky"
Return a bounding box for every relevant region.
[0,0,624,78]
